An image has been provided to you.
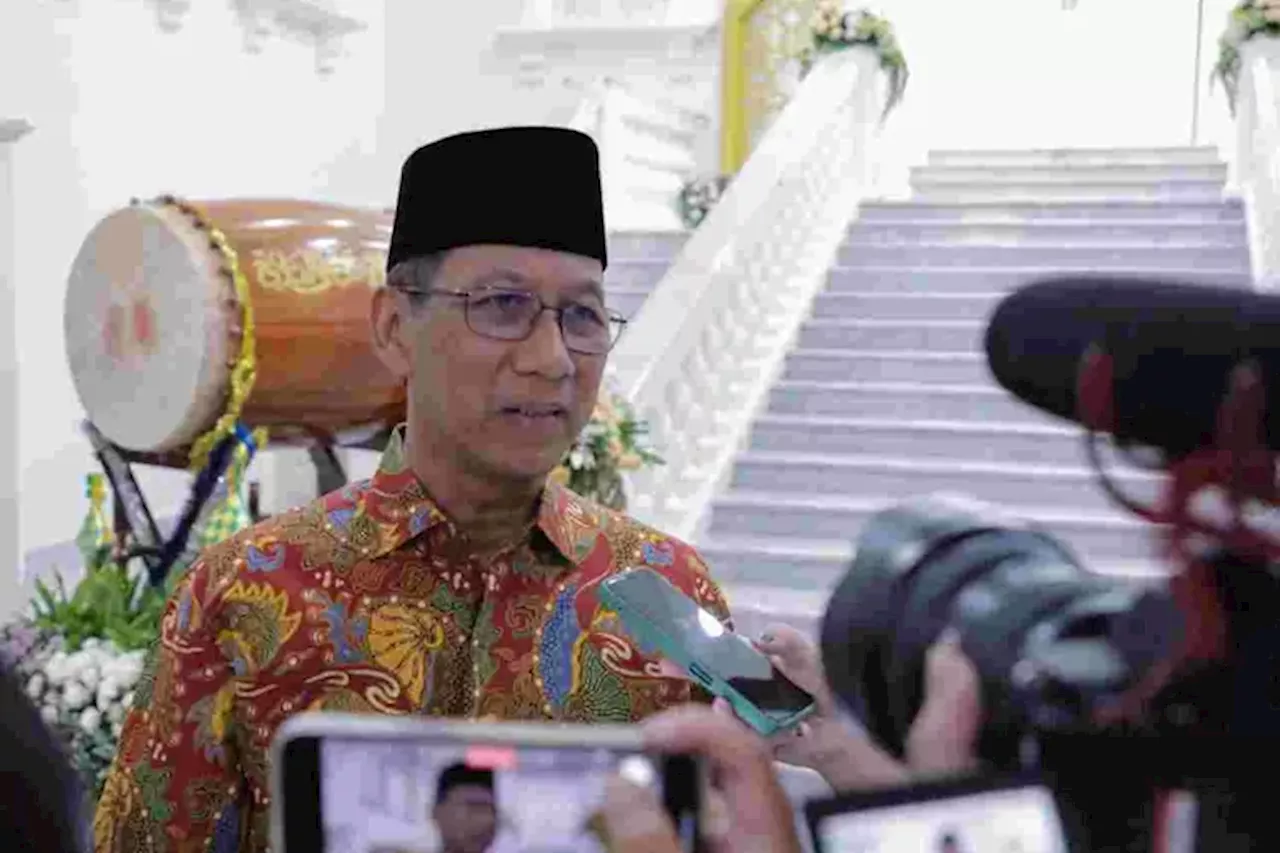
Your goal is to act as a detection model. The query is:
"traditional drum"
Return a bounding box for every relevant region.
[64,197,406,463]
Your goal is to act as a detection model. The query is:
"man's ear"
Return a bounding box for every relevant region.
[371,287,413,379]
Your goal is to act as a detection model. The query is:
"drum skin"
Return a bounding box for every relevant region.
[63,197,407,460]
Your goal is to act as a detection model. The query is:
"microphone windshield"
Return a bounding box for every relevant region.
[984,276,1280,458]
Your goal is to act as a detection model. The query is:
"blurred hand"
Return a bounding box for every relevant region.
[598,706,802,853]
[657,625,982,792]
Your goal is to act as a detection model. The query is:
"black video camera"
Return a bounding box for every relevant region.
[814,277,1280,853]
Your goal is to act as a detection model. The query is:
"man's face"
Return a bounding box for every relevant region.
[433,784,498,853]
[376,244,608,483]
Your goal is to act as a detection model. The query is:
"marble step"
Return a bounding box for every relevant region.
[766,379,1051,422]
[781,350,989,385]
[726,451,1161,514]
[805,290,1004,322]
[911,162,1227,185]
[820,265,1255,293]
[701,534,1167,635]
[857,198,1244,224]
[910,180,1226,204]
[847,218,1247,246]
[745,414,1091,467]
[836,240,1250,270]
[797,318,983,352]
[607,231,688,260]
[925,146,1223,170]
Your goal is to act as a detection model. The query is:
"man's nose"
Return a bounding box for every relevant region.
[511,310,576,379]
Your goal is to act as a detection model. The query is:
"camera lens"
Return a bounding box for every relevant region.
[819,495,1178,768]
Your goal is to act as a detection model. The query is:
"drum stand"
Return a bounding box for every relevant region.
[83,421,245,589]
[83,421,398,589]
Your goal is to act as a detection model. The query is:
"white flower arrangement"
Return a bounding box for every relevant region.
[3,624,147,795]
[1213,1,1280,113]
[677,174,732,230]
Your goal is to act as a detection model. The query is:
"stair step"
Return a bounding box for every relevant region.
[605,260,670,291]
[746,414,1093,466]
[604,286,652,318]
[700,531,1166,601]
[821,265,1255,293]
[857,198,1244,224]
[910,181,1226,204]
[727,451,1161,513]
[926,146,1223,169]
[807,291,1005,322]
[912,163,1227,185]
[837,240,1250,270]
[608,232,687,260]
[783,350,989,385]
[797,318,983,351]
[767,379,1052,422]
[847,218,1247,246]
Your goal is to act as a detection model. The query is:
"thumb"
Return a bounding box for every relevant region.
[596,776,683,853]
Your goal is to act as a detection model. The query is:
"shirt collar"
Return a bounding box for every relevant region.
[353,425,596,565]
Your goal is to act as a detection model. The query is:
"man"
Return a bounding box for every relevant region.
[430,765,499,853]
[93,127,732,852]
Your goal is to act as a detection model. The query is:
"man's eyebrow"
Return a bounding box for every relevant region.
[475,269,605,299]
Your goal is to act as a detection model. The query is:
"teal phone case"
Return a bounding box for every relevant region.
[600,569,815,738]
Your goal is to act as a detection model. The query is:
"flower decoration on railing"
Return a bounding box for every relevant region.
[1212,0,1280,114]
[677,174,732,230]
[550,387,663,511]
[808,3,908,119]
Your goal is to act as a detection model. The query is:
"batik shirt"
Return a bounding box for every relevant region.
[93,429,732,853]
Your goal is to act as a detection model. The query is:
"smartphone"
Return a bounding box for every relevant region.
[806,772,1070,853]
[599,567,816,737]
[270,714,704,853]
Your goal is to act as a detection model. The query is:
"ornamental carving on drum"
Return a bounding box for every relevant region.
[251,249,387,295]
[99,235,159,365]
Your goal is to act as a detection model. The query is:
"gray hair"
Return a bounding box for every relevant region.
[386,253,446,310]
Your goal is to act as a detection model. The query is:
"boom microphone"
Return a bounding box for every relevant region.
[984,276,1280,458]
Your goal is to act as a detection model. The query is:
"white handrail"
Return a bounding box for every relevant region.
[609,47,884,541]
[1236,38,1280,291]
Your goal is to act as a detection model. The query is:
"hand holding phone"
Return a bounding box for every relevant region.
[599,567,816,737]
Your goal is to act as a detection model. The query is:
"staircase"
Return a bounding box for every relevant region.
[698,146,1254,638]
[605,232,687,317]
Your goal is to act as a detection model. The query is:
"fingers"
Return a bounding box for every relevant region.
[597,775,684,853]
[904,631,982,778]
[642,706,803,853]
[753,625,834,711]
[656,658,690,680]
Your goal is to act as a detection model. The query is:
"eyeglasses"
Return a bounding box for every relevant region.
[396,286,627,355]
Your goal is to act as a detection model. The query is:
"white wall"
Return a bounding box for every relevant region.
[865,0,1241,196]
[0,0,387,580]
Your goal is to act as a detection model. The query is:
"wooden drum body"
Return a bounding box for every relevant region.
[64,197,406,460]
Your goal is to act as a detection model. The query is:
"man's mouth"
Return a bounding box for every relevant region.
[500,403,567,419]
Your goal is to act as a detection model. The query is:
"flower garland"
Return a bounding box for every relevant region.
[1212,1,1280,114]
[677,174,732,230]
[550,388,663,511]
[809,3,908,119]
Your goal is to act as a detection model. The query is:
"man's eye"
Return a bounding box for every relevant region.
[564,304,606,326]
